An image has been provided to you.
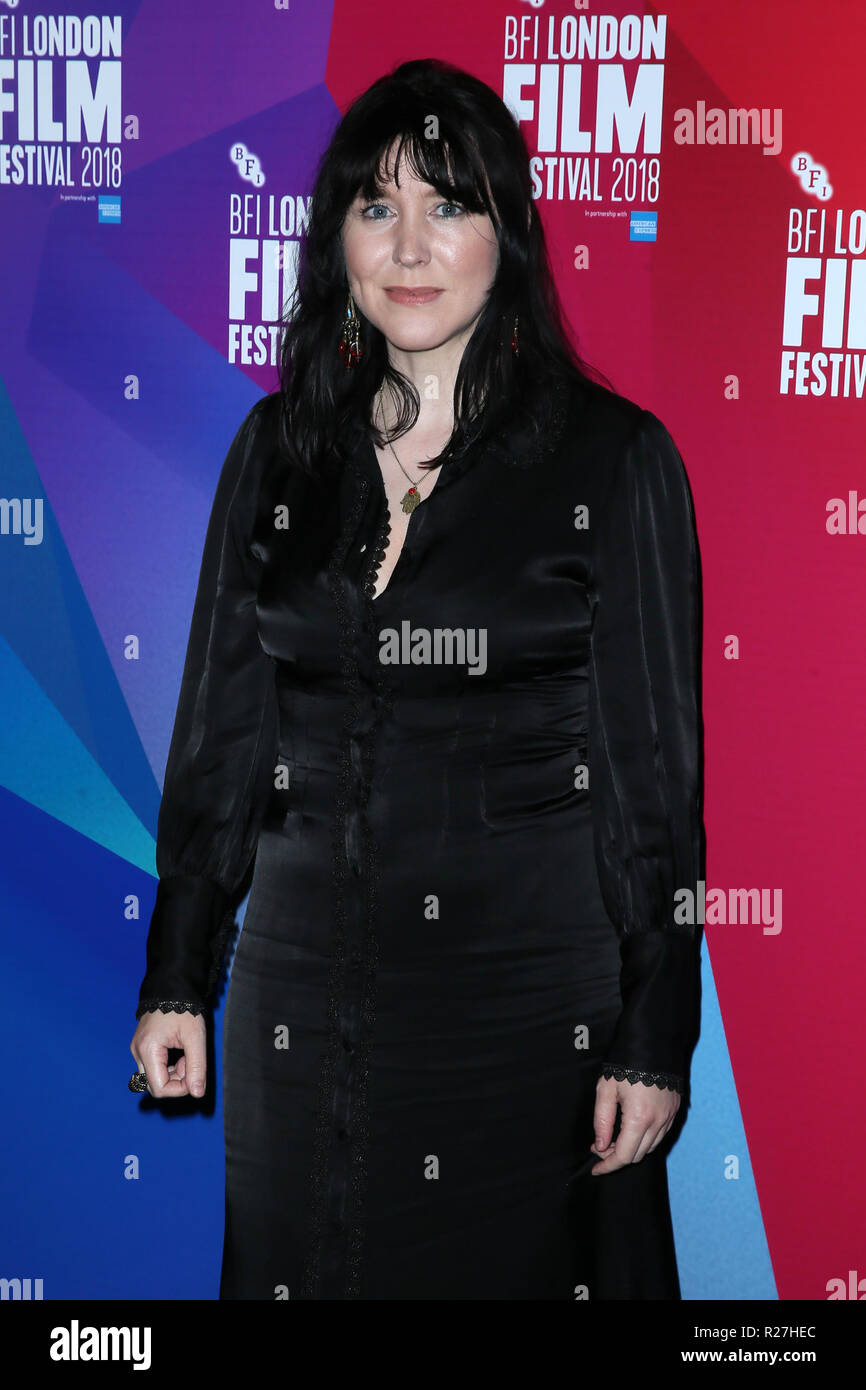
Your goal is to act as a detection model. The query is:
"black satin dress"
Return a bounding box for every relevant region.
[136,373,704,1300]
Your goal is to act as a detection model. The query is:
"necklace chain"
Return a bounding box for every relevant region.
[375,389,444,514]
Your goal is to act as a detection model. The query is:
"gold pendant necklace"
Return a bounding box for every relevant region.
[377,390,438,513]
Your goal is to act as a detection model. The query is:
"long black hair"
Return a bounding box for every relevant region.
[276,57,612,477]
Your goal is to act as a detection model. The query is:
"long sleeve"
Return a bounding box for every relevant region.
[135,396,280,1020]
[587,408,704,1094]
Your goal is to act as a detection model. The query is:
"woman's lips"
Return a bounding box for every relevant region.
[384,288,444,305]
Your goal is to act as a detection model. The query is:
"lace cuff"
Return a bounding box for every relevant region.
[599,1062,684,1095]
[135,881,240,1021]
[135,998,207,1020]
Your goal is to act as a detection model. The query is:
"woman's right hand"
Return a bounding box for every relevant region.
[130,1010,207,1099]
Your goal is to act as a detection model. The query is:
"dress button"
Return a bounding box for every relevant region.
[337,1127,349,1141]
[332,1217,344,1234]
[341,1035,354,1053]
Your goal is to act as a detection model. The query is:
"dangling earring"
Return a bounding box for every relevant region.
[511,313,519,357]
[338,292,363,368]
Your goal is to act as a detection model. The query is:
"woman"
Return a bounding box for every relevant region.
[130,58,704,1301]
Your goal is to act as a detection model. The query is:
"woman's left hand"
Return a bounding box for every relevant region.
[590,1074,680,1175]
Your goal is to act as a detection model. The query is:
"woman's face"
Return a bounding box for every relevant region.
[341,149,500,361]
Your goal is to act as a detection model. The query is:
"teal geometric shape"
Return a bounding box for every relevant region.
[0,633,156,876]
[0,378,162,837]
[669,941,778,1299]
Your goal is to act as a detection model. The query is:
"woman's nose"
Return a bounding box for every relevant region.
[391,212,430,264]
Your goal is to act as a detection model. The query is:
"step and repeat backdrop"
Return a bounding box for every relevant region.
[1,0,863,1301]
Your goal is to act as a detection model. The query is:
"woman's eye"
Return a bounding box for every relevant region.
[358,201,465,220]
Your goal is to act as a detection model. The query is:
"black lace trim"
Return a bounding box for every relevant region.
[135,898,237,1022]
[545,381,571,461]
[348,508,393,1299]
[135,998,206,1019]
[299,483,361,1299]
[600,1063,684,1095]
[483,376,572,471]
[299,465,388,1300]
[205,899,240,1001]
[363,505,391,601]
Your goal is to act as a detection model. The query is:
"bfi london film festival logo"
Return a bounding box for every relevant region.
[0,11,123,200]
[502,11,667,210]
[781,153,866,399]
[228,142,309,369]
